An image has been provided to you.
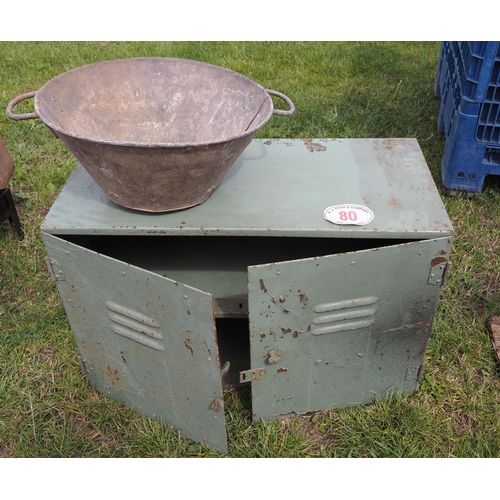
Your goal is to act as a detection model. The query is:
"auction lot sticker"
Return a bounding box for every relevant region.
[324,204,374,226]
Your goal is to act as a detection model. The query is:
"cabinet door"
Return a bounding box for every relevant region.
[43,234,228,452]
[246,237,451,421]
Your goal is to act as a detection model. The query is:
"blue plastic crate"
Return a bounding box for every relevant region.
[436,42,499,100]
[441,105,500,193]
[436,41,500,192]
[437,42,461,136]
[448,42,495,102]
[434,43,447,98]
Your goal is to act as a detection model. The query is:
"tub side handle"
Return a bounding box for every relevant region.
[6,91,39,120]
[266,89,295,116]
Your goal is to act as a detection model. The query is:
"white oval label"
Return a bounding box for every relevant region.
[324,204,374,226]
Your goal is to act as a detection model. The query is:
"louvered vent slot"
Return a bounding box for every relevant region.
[311,296,378,335]
[105,301,164,351]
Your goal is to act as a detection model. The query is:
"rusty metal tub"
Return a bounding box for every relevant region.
[6,57,295,212]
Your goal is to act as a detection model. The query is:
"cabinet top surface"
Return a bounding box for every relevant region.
[41,138,454,238]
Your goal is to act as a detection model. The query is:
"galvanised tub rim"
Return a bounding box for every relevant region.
[5,57,295,149]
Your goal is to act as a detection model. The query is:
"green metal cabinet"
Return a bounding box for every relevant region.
[41,138,454,452]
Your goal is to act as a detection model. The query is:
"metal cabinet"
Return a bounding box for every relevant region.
[41,138,454,452]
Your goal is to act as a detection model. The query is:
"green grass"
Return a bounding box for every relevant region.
[1,41,500,458]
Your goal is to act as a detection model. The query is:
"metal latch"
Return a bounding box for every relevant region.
[45,257,66,282]
[239,368,266,384]
[427,257,451,286]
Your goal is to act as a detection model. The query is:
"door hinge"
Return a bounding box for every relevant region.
[45,257,66,282]
[239,368,267,384]
[405,364,423,381]
[427,257,451,286]
[78,355,91,376]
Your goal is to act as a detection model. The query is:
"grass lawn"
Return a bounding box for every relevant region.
[1,41,500,458]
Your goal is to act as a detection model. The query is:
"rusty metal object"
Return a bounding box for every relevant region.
[6,58,295,212]
[0,137,22,237]
[0,137,15,188]
[0,188,23,237]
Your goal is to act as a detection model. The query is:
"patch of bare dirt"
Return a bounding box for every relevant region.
[0,445,13,457]
[287,412,336,453]
[488,316,500,365]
